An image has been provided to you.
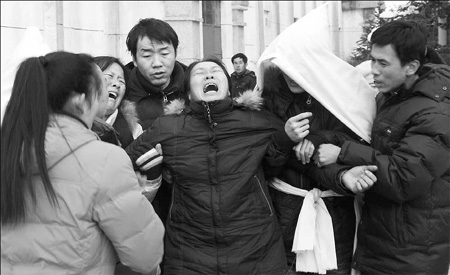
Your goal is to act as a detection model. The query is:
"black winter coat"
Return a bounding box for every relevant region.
[126,95,294,275]
[126,61,188,225]
[126,61,188,130]
[262,73,364,271]
[339,64,450,275]
[231,69,257,98]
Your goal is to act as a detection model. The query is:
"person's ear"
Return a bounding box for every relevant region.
[64,92,87,115]
[406,60,420,76]
[132,56,138,67]
[188,92,191,101]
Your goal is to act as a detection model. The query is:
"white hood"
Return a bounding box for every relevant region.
[256,3,376,143]
[1,26,51,124]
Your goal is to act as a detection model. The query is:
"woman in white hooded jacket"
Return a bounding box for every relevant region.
[1,51,164,275]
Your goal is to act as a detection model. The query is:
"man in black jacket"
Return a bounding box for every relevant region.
[316,20,450,275]
[125,18,188,130]
[230,53,256,98]
[117,18,188,275]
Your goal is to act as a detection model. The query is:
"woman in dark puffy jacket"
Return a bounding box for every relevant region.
[125,57,314,275]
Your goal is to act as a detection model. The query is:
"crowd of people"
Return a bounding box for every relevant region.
[1,4,449,275]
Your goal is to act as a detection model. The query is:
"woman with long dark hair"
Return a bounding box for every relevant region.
[1,51,164,274]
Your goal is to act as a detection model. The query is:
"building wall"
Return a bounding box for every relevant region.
[1,1,376,74]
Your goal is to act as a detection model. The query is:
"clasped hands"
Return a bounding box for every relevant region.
[285,112,378,193]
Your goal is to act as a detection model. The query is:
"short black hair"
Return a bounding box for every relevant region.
[126,18,179,57]
[371,20,427,67]
[231,53,248,64]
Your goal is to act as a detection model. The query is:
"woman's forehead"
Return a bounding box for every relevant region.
[193,61,222,70]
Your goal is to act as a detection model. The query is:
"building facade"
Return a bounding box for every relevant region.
[1,1,378,73]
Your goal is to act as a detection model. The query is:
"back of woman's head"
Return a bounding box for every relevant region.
[260,64,288,117]
[1,51,101,226]
[46,52,102,110]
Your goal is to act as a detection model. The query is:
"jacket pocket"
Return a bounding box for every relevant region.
[253,175,273,217]
[373,118,405,154]
[169,186,176,223]
[395,203,408,247]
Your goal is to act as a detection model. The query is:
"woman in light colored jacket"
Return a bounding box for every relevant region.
[1,51,164,275]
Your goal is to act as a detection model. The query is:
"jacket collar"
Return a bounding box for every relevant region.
[384,64,450,104]
[128,61,185,99]
[231,69,252,78]
[45,113,98,170]
[411,64,450,102]
[163,89,264,116]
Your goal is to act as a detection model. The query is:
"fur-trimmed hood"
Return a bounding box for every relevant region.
[163,89,264,116]
[120,99,141,129]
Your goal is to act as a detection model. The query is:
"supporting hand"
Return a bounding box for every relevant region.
[314,143,341,167]
[294,138,315,164]
[341,165,378,194]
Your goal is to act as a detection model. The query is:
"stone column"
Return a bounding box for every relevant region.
[105,1,120,57]
[43,1,64,51]
[163,1,203,65]
[221,1,234,68]
[232,1,248,57]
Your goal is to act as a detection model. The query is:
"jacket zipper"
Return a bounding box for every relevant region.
[255,175,273,216]
[306,95,312,105]
[202,102,213,125]
[169,186,175,221]
[162,90,176,104]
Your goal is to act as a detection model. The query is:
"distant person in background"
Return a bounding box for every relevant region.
[230,52,256,98]
[92,56,143,148]
[1,51,164,275]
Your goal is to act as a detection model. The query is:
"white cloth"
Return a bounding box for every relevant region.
[142,175,162,202]
[1,26,51,124]
[270,177,343,274]
[256,3,377,143]
[105,108,119,126]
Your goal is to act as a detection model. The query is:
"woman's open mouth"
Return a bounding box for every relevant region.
[109,92,118,100]
[203,83,218,94]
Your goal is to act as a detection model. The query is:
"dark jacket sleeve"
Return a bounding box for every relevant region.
[338,111,450,203]
[249,71,257,90]
[262,110,297,178]
[304,163,355,196]
[306,111,362,148]
[125,121,161,172]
